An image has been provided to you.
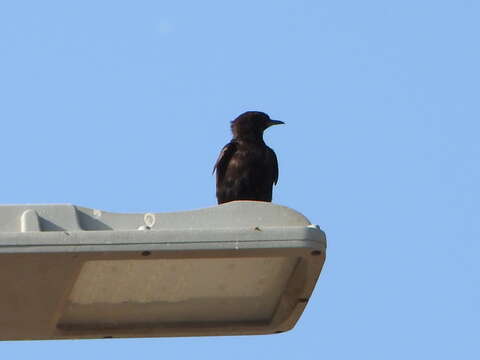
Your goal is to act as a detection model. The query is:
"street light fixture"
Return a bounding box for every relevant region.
[0,201,326,340]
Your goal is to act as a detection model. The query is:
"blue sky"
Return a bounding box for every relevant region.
[1,1,479,358]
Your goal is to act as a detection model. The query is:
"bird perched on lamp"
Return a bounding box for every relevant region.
[214,111,284,204]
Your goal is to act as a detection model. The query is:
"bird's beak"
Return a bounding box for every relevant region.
[267,119,285,127]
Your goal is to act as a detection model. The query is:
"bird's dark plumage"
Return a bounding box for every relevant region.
[214,111,284,204]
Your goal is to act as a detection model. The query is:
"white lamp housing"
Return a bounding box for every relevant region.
[0,201,326,340]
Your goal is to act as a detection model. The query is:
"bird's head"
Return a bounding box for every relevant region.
[231,111,284,141]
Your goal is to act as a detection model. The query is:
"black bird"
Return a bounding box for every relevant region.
[213,111,284,204]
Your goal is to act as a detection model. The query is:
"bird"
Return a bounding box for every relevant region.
[213,111,284,204]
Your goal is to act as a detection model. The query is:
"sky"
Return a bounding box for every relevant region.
[1,0,479,358]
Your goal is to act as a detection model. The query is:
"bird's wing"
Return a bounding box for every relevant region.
[213,141,237,176]
[267,147,279,185]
